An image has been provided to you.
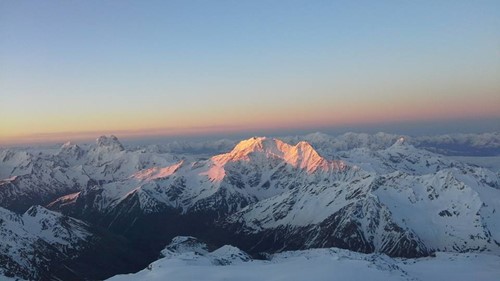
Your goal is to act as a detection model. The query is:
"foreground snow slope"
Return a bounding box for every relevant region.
[107,236,500,281]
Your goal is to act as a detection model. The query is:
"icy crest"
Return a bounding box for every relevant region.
[132,161,184,181]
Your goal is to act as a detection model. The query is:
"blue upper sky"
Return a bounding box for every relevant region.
[1,1,499,144]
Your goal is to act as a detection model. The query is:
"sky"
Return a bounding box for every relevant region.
[1,0,499,145]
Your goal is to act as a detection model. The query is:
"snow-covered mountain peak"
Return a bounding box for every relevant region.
[394,137,406,146]
[212,137,334,173]
[61,141,74,148]
[58,141,84,159]
[96,135,125,152]
[192,137,347,184]
[387,136,417,152]
[284,141,332,172]
[161,236,210,258]
[24,204,49,217]
[84,135,128,167]
[23,205,77,229]
[60,140,81,151]
[225,136,308,158]
[209,245,252,265]
[23,205,76,222]
[158,236,251,266]
[192,137,331,183]
[228,136,275,158]
[209,137,282,169]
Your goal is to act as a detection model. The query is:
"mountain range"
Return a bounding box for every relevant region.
[0,133,499,280]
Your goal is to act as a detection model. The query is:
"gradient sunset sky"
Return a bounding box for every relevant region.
[1,1,499,145]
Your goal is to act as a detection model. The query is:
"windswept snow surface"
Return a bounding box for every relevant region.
[107,243,500,281]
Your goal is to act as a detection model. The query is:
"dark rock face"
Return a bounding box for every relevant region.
[0,205,151,281]
[57,228,153,281]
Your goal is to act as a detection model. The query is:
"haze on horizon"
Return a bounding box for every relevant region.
[1,1,499,145]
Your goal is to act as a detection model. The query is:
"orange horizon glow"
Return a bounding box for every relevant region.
[2,66,499,146]
[2,98,499,146]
